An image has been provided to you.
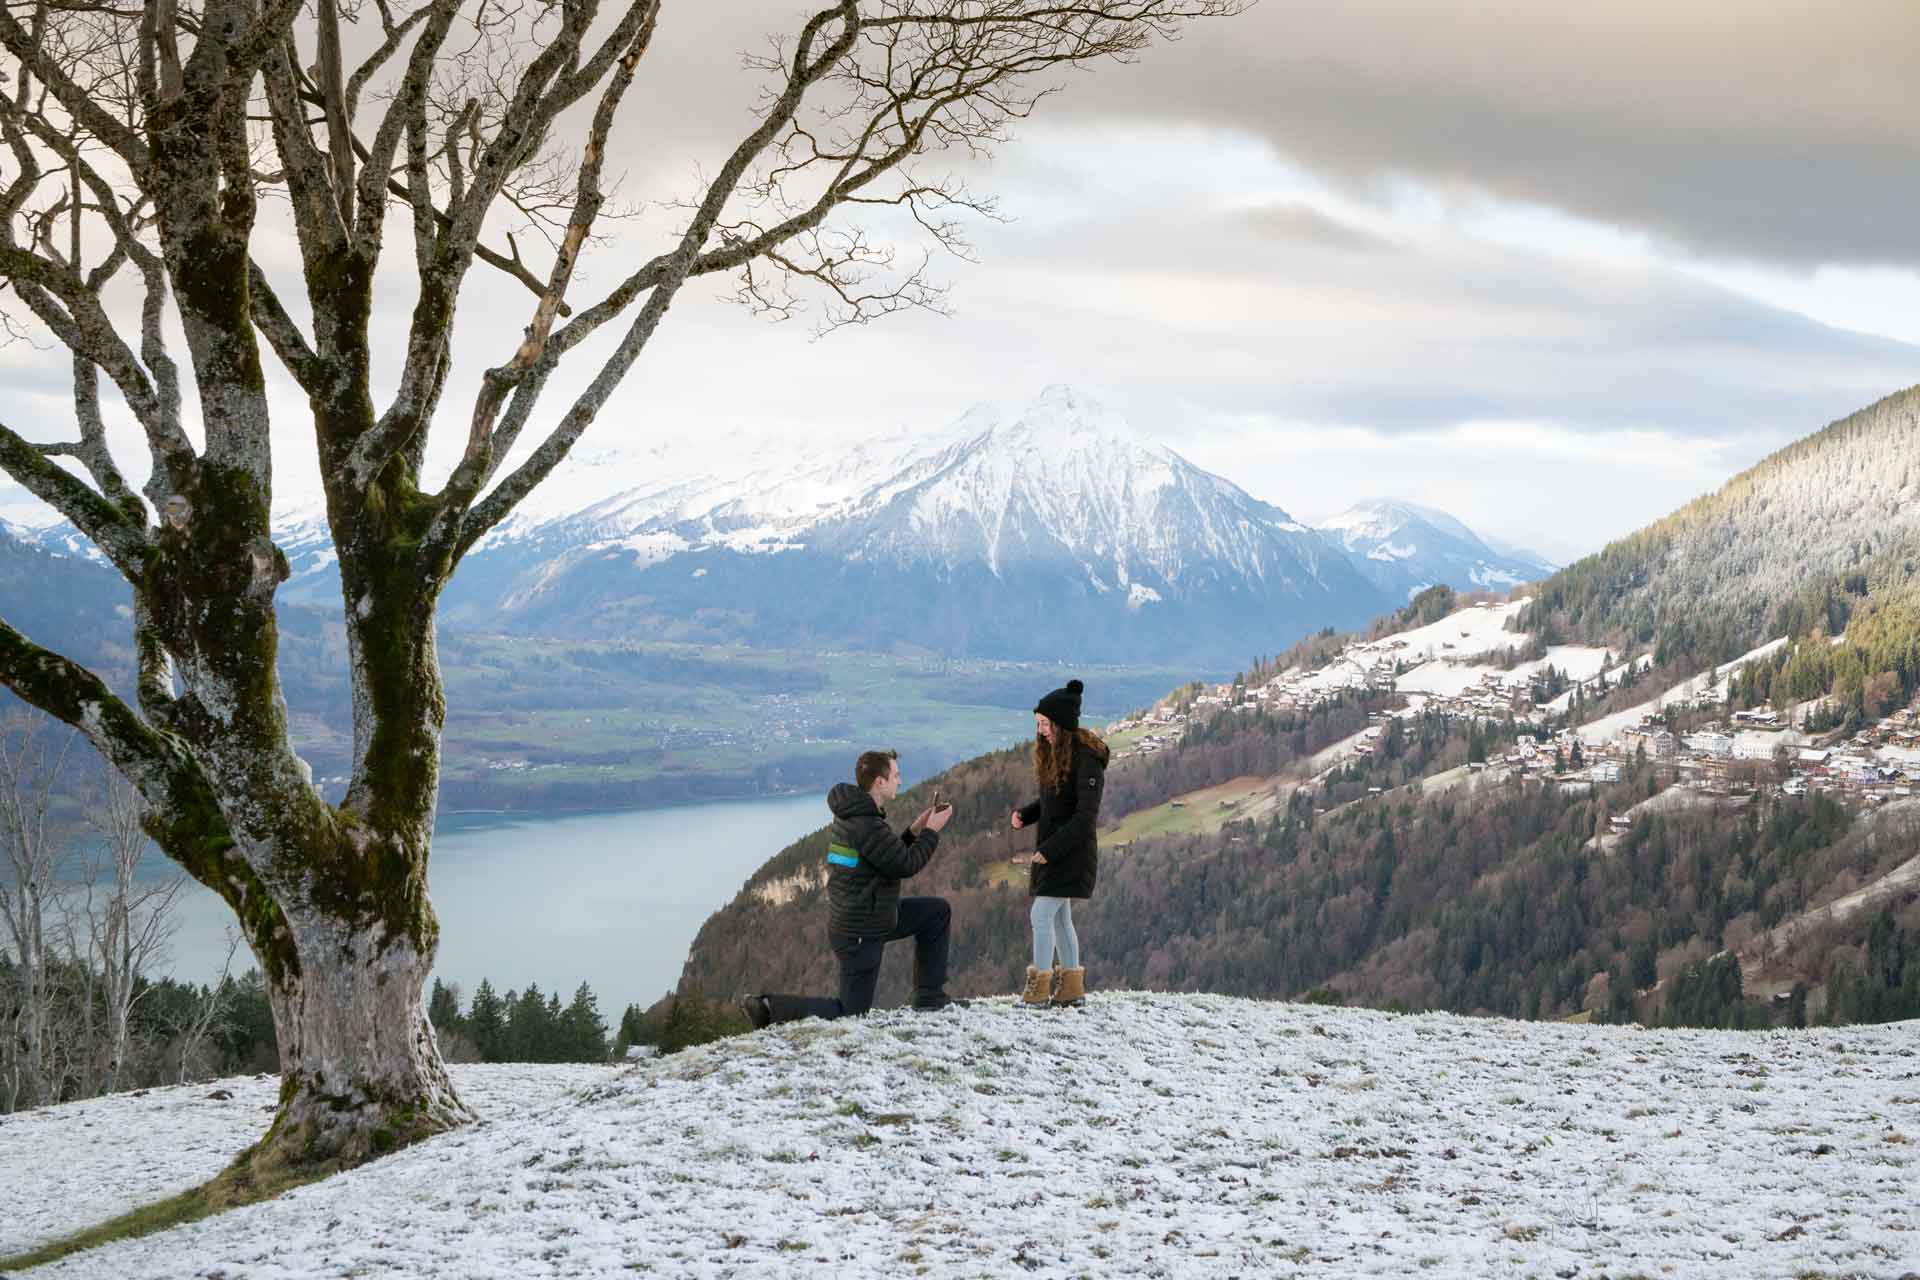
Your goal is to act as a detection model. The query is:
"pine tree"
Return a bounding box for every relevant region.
[505,985,548,1062]
[468,979,506,1063]
[543,992,566,1062]
[428,980,465,1037]
[611,1003,648,1058]
[560,984,609,1062]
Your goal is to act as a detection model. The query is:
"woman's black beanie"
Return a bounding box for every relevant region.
[1035,679,1084,733]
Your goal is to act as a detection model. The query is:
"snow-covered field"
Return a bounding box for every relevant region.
[1276,600,1543,703]
[0,1064,610,1262]
[7,996,1920,1279]
[1384,599,1533,662]
[1574,638,1790,746]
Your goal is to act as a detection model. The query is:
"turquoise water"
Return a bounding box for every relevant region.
[160,794,826,1015]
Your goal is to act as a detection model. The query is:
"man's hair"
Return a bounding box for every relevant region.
[855,749,899,792]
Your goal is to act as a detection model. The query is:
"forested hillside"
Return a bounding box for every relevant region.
[682,706,1920,1027]
[1522,383,1920,666]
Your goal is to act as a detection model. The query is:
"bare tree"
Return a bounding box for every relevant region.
[0,0,1245,1179]
[170,928,241,1085]
[0,715,74,1109]
[0,950,17,1112]
[78,774,184,1093]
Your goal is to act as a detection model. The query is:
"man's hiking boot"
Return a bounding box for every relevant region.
[737,994,773,1031]
[911,992,968,1012]
[1051,967,1086,1008]
[1020,965,1053,1009]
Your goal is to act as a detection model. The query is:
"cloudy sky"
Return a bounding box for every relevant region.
[5,0,1917,564]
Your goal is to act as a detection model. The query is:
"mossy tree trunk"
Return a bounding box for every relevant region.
[0,0,1243,1179]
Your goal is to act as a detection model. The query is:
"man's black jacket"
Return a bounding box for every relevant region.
[825,782,940,937]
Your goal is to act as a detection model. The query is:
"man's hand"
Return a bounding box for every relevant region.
[926,804,953,833]
[1009,809,1025,830]
[910,807,935,834]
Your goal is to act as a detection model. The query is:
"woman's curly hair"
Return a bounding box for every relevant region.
[1035,724,1107,794]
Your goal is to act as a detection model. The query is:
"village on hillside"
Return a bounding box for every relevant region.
[1105,598,1920,812]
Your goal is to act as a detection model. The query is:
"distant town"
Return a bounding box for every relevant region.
[1107,599,1920,814]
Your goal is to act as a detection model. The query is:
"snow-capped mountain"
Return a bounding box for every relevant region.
[0,518,130,669]
[3,391,1559,668]
[1314,498,1556,603]
[441,387,1388,665]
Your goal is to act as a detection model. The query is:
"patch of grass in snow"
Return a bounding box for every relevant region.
[0,1152,331,1273]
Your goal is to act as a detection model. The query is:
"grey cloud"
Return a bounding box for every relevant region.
[949,187,1920,438]
[1049,0,1920,269]
[1236,202,1393,252]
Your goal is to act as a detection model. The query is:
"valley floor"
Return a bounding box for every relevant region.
[4,997,1917,1278]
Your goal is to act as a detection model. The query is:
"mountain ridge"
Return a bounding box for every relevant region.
[434,388,1548,665]
[1523,382,1920,661]
[1316,497,1556,602]
[3,389,1556,670]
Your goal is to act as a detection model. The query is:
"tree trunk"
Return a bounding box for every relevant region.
[250,903,469,1173]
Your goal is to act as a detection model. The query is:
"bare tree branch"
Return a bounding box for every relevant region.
[421,0,661,556]
[0,5,146,171]
[0,417,148,574]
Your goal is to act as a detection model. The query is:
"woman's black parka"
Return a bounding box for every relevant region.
[1017,735,1110,899]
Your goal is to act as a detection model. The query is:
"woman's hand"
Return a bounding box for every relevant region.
[1010,809,1025,830]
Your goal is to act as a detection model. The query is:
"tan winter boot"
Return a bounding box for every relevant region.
[1020,965,1053,1009]
[1051,967,1086,1008]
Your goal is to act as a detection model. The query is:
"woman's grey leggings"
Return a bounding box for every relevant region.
[1030,896,1080,970]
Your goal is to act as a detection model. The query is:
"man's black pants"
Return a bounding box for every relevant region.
[763,896,951,1023]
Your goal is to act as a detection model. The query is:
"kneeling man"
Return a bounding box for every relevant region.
[741,749,960,1024]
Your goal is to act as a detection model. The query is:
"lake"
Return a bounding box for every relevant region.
[158,794,827,1016]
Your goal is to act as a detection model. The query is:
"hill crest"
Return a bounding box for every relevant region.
[4,994,1914,1278]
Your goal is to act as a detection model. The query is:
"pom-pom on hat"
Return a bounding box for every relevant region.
[1034,679,1084,733]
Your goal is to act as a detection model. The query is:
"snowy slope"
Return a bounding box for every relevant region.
[1271,599,1544,702]
[1315,498,1557,601]
[0,1064,610,1261]
[1573,637,1792,745]
[8,995,1919,1279]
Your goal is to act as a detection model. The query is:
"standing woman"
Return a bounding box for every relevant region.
[1011,679,1110,1008]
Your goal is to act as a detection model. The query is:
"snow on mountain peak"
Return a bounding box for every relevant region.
[851,387,1314,586]
[1314,497,1555,601]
